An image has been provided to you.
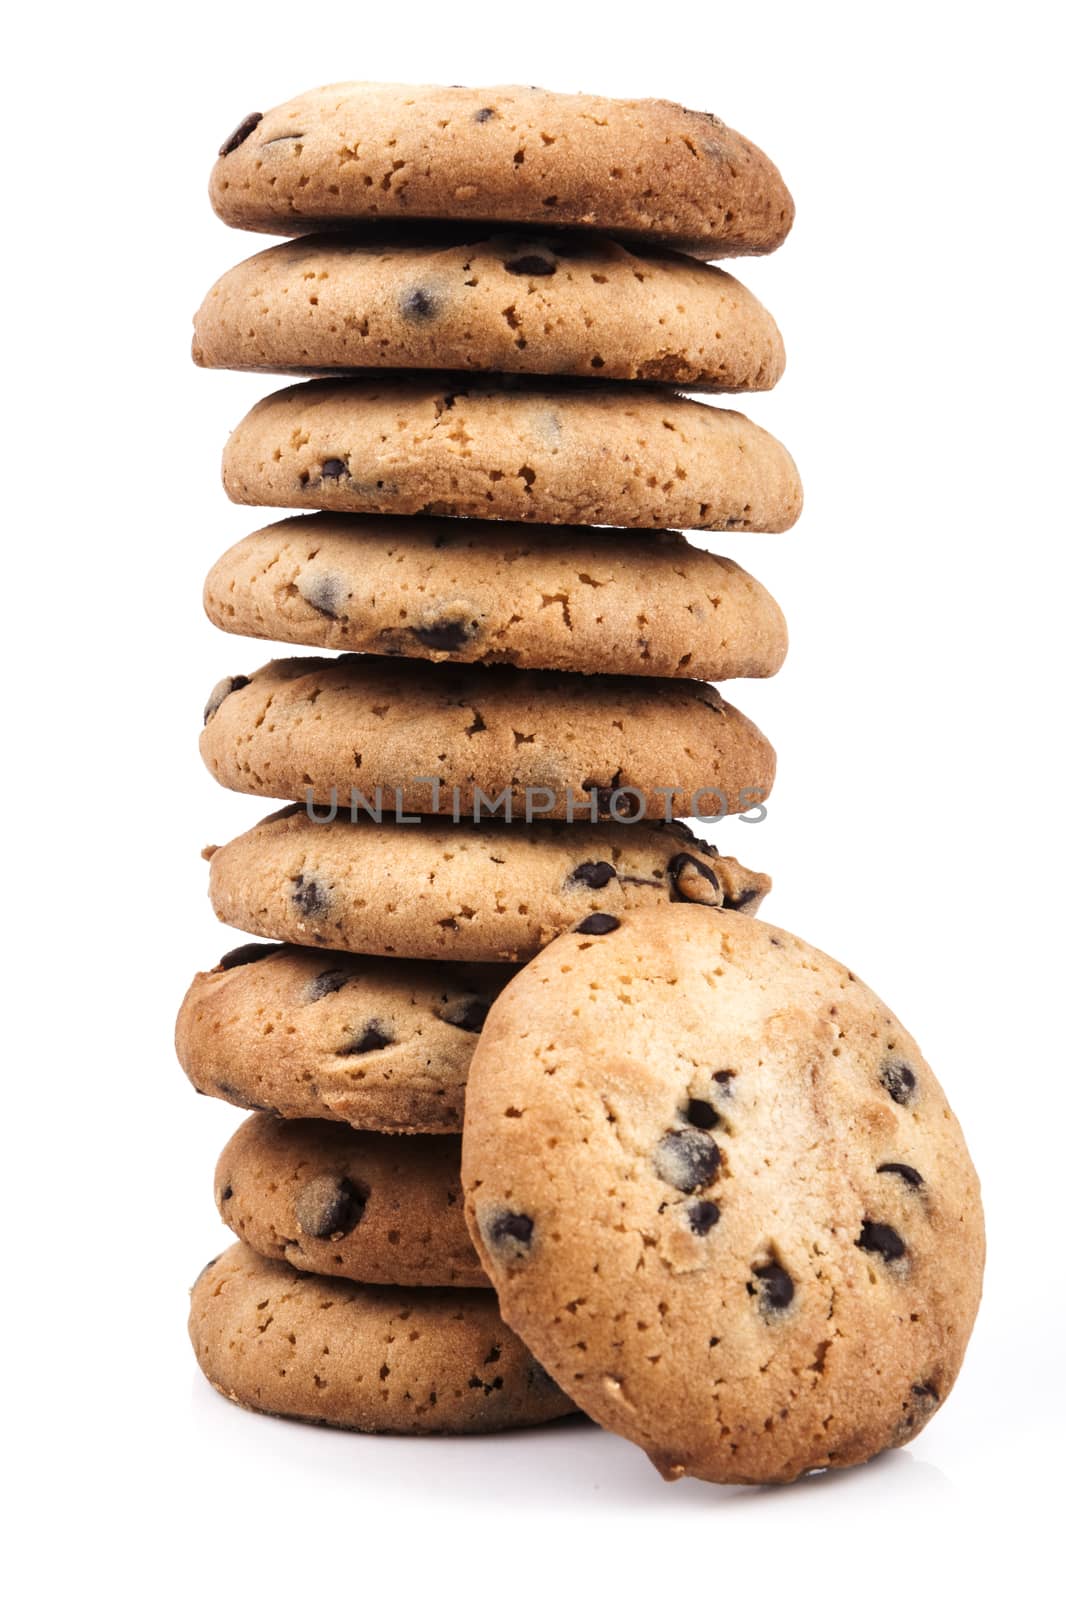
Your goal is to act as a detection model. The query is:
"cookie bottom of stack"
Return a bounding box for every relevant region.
[190,1243,576,1434]
[192,1117,576,1433]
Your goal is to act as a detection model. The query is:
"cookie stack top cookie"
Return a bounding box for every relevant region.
[208,84,794,255]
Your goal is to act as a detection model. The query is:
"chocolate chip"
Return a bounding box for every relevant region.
[581,775,639,817]
[320,457,348,479]
[896,1378,941,1441]
[468,1373,504,1393]
[668,851,721,904]
[294,1175,366,1239]
[444,996,491,1033]
[217,943,274,970]
[489,1211,534,1249]
[567,860,617,890]
[411,618,475,651]
[504,254,557,276]
[292,876,330,918]
[687,1199,720,1235]
[337,1020,393,1056]
[218,112,262,157]
[306,968,350,1001]
[400,287,438,320]
[300,571,347,618]
[877,1162,924,1188]
[856,1220,906,1261]
[203,674,251,724]
[749,1263,794,1312]
[684,1098,720,1131]
[213,1081,272,1114]
[880,1060,917,1105]
[574,913,620,936]
[654,1129,720,1193]
[712,1070,735,1091]
[723,886,760,911]
[193,1255,221,1286]
[662,819,719,858]
[526,1359,562,1395]
[473,107,497,122]
[268,803,304,822]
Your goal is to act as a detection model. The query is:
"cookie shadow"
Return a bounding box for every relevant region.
[192,1380,948,1511]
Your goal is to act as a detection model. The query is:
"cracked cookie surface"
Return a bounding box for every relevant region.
[221,377,802,532]
[193,231,785,389]
[204,515,787,680]
[209,82,793,258]
[198,655,776,818]
[177,942,509,1131]
[201,806,765,966]
[215,1114,487,1285]
[462,904,984,1485]
[201,810,769,967]
[189,1242,575,1433]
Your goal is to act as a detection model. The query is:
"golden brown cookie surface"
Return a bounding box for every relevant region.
[215,1115,487,1286]
[193,232,784,389]
[198,656,777,820]
[201,811,770,966]
[209,83,793,258]
[221,378,802,532]
[462,905,984,1484]
[203,516,787,681]
[190,1243,575,1433]
[177,941,510,1131]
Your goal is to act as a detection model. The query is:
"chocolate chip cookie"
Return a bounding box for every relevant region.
[215,1115,487,1286]
[462,904,984,1485]
[199,656,776,819]
[209,83,793,258]
[190,1243,575,1433]
[221,378,802,532]
[202,805,769,965]
[203,516,787,681]
[193,231,785,389]
[177,944,508,1132]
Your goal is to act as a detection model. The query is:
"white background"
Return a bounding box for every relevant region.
[7,1,1063,1593]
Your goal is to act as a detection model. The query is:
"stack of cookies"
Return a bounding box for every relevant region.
[179,83,984,1480]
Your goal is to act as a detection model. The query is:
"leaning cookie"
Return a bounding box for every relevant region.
[209,83,793,258]
[221,378,802,532]
[203,516,787,681]
[199,657,776,820]
[193,232,785,390]
[215,1116,487,1286]
[177,943,509,1131]
[202,810,769,964]
[190,1244,575,1433]
[462,905,985,1485]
